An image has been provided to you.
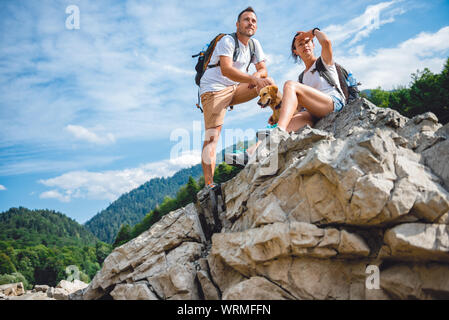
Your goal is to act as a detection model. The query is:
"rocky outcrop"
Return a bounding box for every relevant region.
[81,98,449,300]
[0,280,88,300]
[0,282,25,297]
[82,205,206,300]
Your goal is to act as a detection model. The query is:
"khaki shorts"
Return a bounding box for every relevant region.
[201,85,238,129]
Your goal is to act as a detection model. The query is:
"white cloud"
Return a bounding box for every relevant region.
[66,125,116,145]
[38,150,201,202]
[40,190,71,203]
[336,26,449,90]
[324,1,406,46]
[0,155,122,176]
[0,0,205,149]
[162,65,196,76]
[0,184,6,191]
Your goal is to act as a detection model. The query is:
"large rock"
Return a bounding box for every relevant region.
[110,282,158,300]
[53,287,70,300]
[422,123,449,189]
[40,280,89,300]
[82,99,449,300]
[223,276,295,300]
[196,270,220,300]
[83,203,206,300]
[6,292,55,300]
[57,279,88,293]
[380,263,449,299]
[210,221,370,279]
[223,125,449,230]
[0,282,25,297]
[380,223,449,262]
[34,285,49,293]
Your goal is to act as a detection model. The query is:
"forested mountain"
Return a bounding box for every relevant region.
[0,207,98,247]
[0,207,111,288]
[84,164,203,243]
[113,163,242,248]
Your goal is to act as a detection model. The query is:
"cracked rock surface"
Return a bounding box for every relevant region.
[82,99,449,300]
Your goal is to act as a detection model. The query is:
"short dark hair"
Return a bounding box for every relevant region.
[237,7,256,22]
[291,33,300,63]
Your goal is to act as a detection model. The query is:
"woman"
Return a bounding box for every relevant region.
[225,28,344,167]
[276,28,345,132]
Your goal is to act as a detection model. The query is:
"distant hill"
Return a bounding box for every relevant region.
[0,207,98,248]
[84,164,203,243]
[0,207,110,287]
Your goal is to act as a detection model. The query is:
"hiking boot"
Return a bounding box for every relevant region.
[205,182,222,231]
[205,182,220,192]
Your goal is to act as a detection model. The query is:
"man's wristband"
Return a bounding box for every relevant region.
[312,28,320,36]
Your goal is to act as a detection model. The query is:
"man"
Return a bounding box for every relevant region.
[200,7,273,189]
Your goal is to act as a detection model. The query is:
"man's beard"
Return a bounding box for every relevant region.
[238,28,255,37]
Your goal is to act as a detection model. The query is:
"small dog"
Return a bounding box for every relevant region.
[257,85,282,124]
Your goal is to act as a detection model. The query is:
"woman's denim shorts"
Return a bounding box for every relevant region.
[331,95,345,112]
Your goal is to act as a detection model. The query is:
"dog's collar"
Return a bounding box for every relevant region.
[274,102,282,110]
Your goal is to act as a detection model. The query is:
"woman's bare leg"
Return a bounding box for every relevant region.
[278,80,333,131]
[286,111,315,132]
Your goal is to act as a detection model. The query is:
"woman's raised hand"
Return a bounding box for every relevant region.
[295,30,314,43]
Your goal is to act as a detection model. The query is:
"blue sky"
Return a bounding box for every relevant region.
[1,0,449,224]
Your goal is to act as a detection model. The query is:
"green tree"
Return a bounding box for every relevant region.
[177,176,200,207]
[197,176,205,189]
[0,253,16,274]
[365,57,449,124]
[112,224,132,248]
[213,163,243,184]
[369,87,390,108]
[158,196,179,215]
[0,272,30,290]
[388,87,410,114]
[95,242,112,264]
[186,176,200,202]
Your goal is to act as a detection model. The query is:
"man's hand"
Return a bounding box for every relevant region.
[252,76,273,92]
[249,71,265,89]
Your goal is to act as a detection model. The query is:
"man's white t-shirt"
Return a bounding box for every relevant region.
[302,58,345,103]
[199,35,266,96]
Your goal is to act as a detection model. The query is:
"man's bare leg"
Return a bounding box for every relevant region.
[202,125,222,186]
[226,78,276,157]
[229,77,275,105]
